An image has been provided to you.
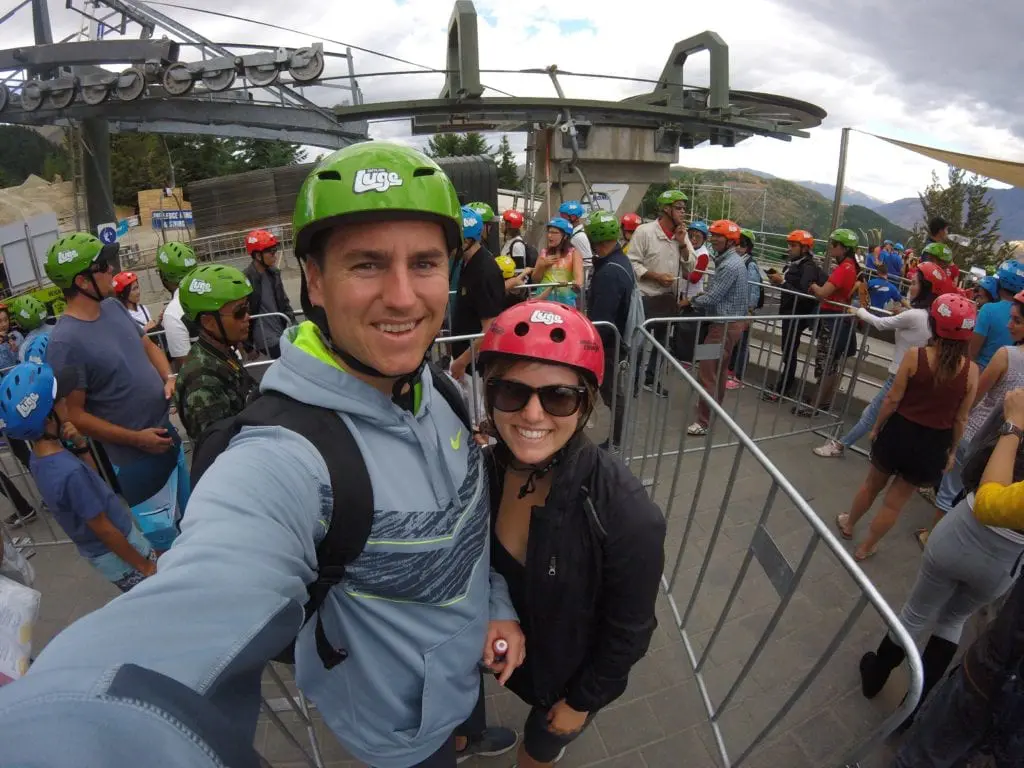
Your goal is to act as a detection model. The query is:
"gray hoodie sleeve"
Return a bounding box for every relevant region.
[0,426,329,767]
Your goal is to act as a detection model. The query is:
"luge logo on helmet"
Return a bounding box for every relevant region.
[530,309,564,326]
[463,216,477,229]
[15,392,39,419]
[56,249,78,265]
[188,278,213,295]
[962,317,976,330]
[159,252,169,263]
[936,303,952,317]
[184,256,197,268]
[353,168,404,194]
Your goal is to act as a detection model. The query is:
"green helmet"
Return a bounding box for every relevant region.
[45,232,107,289]
[740,228,755,243]
[584,211,622,244]
[10,295,47,331]
[923,241,953,264]
[156,242,198,285]
[829,228,859,249]
[467,202,495,223]
[179,264,253,321]
[293,142,462,261]
[656,189,688,208]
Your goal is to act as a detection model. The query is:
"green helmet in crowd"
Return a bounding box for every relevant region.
[292,142,462,377]
[156,242,198,286]
[923,241,954,264]
[585,211,622,244]
[44,232,108,290]
[179,264,252,322]
[740,228,756,243]
[467,202,495,223]
[656,189,688,209]
[829,228,859,249]
[9,295,47,331]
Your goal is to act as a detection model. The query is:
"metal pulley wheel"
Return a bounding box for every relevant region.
[244,62,279,88]
[288,46,325,83]
[20,80,44,112]
[80,81,111,106]
[114,66,146,101]
[161,62,195,96]
[0,84,8,113]
[47,83,77,110]
[202,67,236,92]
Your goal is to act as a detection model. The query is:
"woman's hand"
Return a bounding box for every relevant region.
[482,619,525,686]
[1004,389,1024,427]
[546,700,588,735]
[944,450,957,473]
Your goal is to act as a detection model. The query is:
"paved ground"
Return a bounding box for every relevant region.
[7,360,962,768]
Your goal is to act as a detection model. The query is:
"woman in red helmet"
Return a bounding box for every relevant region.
[619,213,642,254]
[112,271,156,333]
[243,228,295,359]
[836,294,979,560]
[477,300,666,768]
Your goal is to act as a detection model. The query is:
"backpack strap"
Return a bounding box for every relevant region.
[234,392,374,670]
[427,361,473,429]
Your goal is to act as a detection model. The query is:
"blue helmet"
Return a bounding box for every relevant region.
[0,362,55,440]
[558,200,585,219]
[978,275,1000,299]
[883,239,894,246]
[20,331,50,365]
[894,242,905,252]
[997,260,1024,294]
[460,205,483,242]
[546,218,574,238]
[687,220,710,237]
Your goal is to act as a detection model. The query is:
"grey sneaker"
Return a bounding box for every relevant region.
[456,728,519,763]
[4,509,38,527]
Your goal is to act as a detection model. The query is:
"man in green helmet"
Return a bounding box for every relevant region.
[42,232,188,514]
[627,187,691,395]
[1,144,521,768]
[467,201,495,245]
[174,265,257,446]
[155,241,199,367]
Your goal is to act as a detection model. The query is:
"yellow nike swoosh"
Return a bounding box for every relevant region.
[450,429,462,451]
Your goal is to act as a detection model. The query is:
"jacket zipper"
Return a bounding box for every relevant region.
[548,555,557,576]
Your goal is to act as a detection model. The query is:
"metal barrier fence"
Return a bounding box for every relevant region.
[627,325,923,767]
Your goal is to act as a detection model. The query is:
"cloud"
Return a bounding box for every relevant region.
[2,0,1020,204]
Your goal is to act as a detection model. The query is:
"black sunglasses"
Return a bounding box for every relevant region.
[220,303,249,320]
[486,378,587,418]
[89,258,112,274]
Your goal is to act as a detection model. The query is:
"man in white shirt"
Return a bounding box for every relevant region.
[154,242,198,368]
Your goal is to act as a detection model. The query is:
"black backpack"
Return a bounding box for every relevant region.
[509,236,539,270]
[190,362,473,669]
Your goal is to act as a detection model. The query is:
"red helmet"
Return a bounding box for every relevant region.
[112,271,139,293]
[246,229,279,255]
[709,219,742,242]
[620,213,642,233]
[501,209,524,228]
[478,300,604,386]
[930,293,977,341]
[787,229,815,248]
[917,261,953,296]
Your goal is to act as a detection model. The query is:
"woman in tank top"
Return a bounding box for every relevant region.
[531,219,584,309]
[836,293,979,560]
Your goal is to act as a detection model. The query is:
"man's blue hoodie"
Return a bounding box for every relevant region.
[0,322,516,767]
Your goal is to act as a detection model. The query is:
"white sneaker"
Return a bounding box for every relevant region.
[813,440,844,458]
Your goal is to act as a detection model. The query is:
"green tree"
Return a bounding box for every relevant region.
[461,132,491,156]
[0,125,69,185]
[912,168,1003,269]
[495,135,519,189]
[235,139,306,169]
[425,131,494,158]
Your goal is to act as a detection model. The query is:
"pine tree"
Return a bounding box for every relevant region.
[913,168,1004,269]
[425,131,493,158]
[495,135,519,189]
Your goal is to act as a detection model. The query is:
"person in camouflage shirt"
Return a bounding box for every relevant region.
[175,264,257,448]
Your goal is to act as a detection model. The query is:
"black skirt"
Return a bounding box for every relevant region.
[871,412,953,488]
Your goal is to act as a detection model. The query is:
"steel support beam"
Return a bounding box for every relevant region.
[0,38,178,69]
[81,118,116,231]
[654,31,731,111]
[439,0,482,99]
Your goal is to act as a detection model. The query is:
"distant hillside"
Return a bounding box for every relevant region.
[793,180,887,210]
[672,166,912,242]
[876,187,1024,240]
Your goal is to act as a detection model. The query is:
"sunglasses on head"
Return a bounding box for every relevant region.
[220,303,249,320]
[486,378,587,418]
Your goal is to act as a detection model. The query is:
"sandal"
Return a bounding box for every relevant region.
[854,548,876,562]
[687,422,709,436]
[835,514,853,540]
[915,529,930,550]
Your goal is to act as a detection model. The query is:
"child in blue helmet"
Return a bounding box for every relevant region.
[0,362,157,592]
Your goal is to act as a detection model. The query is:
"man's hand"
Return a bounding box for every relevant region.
[678,296,691,308]
[449,356,468,382]
[655,272,676,288]
[134,427,174,454]
[769,272,784,286]
[163,376,176,400]
[1005,389,1024,427]
[482,619,525,686]
[546,700,588,736]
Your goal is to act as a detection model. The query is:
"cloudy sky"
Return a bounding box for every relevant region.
[7,0,1023,203]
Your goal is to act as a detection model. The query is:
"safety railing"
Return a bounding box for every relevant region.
[627,325,923,767]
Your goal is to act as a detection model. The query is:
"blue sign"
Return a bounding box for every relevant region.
[117,219,130,237]
[151,210,194,230]
[97,224,117,244]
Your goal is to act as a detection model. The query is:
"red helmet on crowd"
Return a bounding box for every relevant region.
[246,229,279,255]
[709,219,742,242]
[620,213,642,233]
[787,229,815,248]
[917,261,953,296]
[478,300,605,386]
[112,271,138,294]
[930,293,977,341]
[501,209,524,229]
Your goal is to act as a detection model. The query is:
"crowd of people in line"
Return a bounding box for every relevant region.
[0,141,1021,768]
